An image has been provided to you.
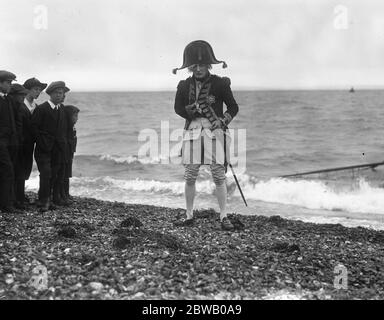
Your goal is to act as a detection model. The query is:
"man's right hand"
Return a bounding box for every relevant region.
[185,103,198,118]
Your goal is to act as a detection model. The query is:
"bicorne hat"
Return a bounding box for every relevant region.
[23,77,47,90]
[172,40,227,74]
[46,81,70,95]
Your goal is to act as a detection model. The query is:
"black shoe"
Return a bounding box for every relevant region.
[0,206,24,214]
[60,199,71,207]
[39,201,51,212]
[24,196,33,205]
[14,202,26,210]
[53,198,70,207]
[35,198,44,207]
[221,217,235,231]
[52,200,62,207]
[176,211,187,220]
[210,218,222,230]
[174,217,194,227]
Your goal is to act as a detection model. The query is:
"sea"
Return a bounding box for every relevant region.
[26,90,384,230]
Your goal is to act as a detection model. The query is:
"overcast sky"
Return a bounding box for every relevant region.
[1,0,384,91]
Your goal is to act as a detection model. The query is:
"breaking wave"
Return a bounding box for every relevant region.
[26,173,384,215]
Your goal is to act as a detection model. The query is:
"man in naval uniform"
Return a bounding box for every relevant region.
[173,40,239,230]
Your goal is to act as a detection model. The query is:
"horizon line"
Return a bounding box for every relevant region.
[62,87,384,92]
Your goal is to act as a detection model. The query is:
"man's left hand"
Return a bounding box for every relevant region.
[210,119,223,131]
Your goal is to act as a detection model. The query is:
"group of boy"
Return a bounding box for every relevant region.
[0,70,79,213]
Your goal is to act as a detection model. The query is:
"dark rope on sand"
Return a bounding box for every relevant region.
[280,161,384,178]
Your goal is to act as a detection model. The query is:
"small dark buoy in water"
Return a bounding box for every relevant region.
[349,87,355,93]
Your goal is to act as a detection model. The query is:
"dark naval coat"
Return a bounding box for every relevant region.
[174,74,239,130]
[174,74,239,166]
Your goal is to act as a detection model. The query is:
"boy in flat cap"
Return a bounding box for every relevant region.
[173,40,239,231]
[8,84,31,208]
[0,71,22,213]
[31,81,70,212]
[21,78,47,203]
[61,105,79,203]
[23,78,47,114]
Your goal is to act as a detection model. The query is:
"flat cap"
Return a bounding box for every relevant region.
[0,70,17,82]
[23,77,47,90]
[46,81,70,95]
[64,105,80,114]
[9,84,29,95]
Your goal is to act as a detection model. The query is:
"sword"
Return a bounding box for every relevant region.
[229,163,248,207]
[202,99,248,207]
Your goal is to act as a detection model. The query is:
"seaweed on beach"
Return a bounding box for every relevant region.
[270,242,301,254]
[112,221,188,251]
[57,226,77,238]
[120,217,143,228]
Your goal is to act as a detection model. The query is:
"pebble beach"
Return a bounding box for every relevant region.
[0,194,383,300]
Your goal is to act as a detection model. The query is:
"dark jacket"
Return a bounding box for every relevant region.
[174,74,239,130]
[31,102,68,161]
[63,106,77,159]
[0,96,21,147]
[11,102,35,180]
[14,102,34,146]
